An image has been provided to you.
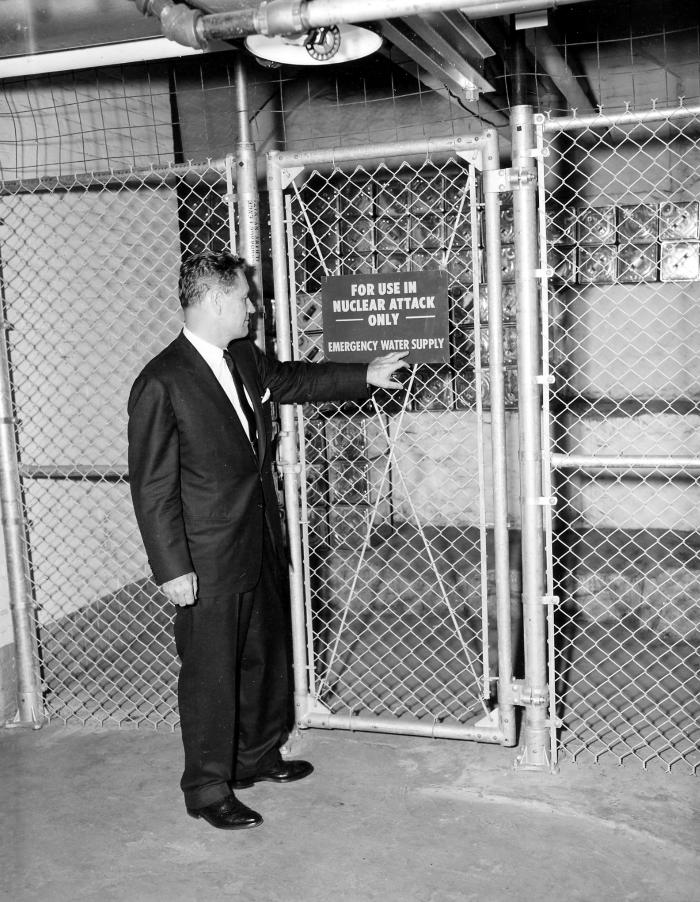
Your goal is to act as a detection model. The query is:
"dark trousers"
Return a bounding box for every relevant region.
[173,530,293,810]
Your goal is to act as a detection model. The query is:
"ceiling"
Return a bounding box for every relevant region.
[0,1,162,55]
[0,1,698,120]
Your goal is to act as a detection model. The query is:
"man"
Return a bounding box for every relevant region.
[128,250,407,831]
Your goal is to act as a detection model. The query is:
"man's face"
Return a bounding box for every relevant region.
[218,272,256,340]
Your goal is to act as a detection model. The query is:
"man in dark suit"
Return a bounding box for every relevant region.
[128,250,406,831]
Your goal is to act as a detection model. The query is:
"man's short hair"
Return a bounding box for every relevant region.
[179,251,248,309]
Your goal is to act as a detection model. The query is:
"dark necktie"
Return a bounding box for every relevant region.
[222,349,257,451]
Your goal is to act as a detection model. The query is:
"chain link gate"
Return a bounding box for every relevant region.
[267,132,520,744]
[536,105,700,772]
[0,160,238,727]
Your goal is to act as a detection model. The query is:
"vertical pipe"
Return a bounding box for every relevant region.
[468,163,492,702]
[266,151,310,727]
[0,314,43,727]
[509,17,529,107]
[234,56,265,349]
[224,153,239,256]
[534,114,559,769]
[481,129,516,746]
[511,104,550,769]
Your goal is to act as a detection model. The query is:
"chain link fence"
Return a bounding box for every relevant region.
[3,56,697,773]
[538,106,700,772]
[272,143,522,739]
[0,161,233,727]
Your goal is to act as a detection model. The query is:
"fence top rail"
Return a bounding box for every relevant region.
[538,102,700,134]
[270,132,492,170]
[0,158,229,195]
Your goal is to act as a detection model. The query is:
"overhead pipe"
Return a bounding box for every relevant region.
[130,0,594,49]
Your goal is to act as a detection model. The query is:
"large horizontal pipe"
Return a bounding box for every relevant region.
[301,0,592,28]
[132,0,594,47]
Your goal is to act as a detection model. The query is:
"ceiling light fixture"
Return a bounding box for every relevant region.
[244,23,382,67]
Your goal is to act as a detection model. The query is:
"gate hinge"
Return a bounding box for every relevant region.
[510,679,549,707]
[483,167,536,194]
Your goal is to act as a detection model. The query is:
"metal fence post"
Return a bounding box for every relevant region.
[234,56,265,350]
[510,104,551,770]
[0,300,43,728]
[481,128,517,746]
[266,151,311,730]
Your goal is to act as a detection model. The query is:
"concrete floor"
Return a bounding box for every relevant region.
[1,724,698,902]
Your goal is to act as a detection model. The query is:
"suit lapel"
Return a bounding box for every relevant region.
[176,332,260,463]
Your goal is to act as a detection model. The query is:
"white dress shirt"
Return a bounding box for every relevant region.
[183,327,256,443]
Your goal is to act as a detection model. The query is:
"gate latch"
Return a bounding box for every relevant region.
[483,167,537,194]
[510,679,549,707]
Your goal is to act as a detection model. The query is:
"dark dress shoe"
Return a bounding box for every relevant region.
[231,759,314,790]
[187,793,263,830]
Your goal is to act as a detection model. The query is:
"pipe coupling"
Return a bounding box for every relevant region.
[255,0,307,37]
[160,4,205,49]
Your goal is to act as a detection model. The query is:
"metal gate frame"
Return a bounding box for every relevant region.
[267,129,529,747]
[534,102,700,772]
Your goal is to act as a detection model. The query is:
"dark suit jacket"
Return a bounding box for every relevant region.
[128,331,369,596]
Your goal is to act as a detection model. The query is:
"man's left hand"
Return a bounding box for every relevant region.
[366,352,410,389]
